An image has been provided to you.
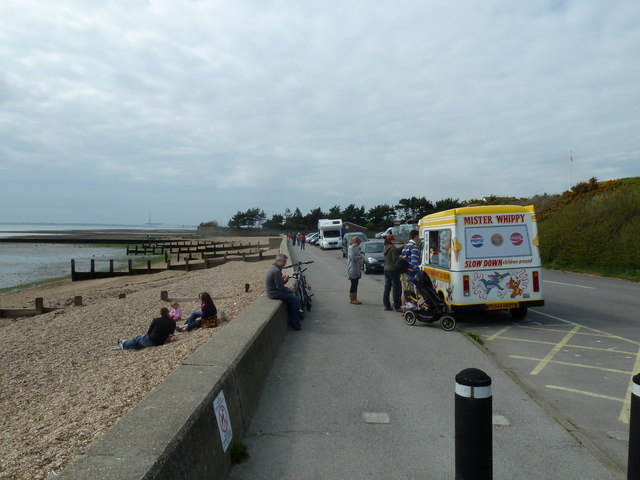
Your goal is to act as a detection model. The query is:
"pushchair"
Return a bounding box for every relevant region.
[403,270,456,331]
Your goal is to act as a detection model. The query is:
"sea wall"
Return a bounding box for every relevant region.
[57,237,292,479]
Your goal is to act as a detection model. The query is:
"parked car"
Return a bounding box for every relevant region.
[359,240,385,274]
[341,232,368,257]
[306,232,319,245]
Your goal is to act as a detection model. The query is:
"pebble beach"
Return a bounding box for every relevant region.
[0,238,279,480]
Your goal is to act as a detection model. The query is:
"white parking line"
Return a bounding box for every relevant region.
[543,280,595,289]
[529,309,574,324]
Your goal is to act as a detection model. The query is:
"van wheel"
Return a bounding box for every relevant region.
[510,306,527,319]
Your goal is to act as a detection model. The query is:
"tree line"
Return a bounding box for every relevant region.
[212,197,467,232]
[199,188,568,232]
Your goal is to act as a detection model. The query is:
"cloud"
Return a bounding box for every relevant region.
[1,0,638,225]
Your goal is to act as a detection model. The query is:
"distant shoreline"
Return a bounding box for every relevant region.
[0,228,197,243]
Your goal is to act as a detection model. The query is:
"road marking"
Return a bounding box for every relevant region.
[485,326,511,341]
[542,280,595,289]
[530,325,581,375]
[546,385,625,403]
[512,355,632,375]
[620,346,640,424]
[530,310,640,346]
[496,336,637,355]
[529,309,574,324]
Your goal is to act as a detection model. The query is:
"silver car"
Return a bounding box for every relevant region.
[359,240,385,274]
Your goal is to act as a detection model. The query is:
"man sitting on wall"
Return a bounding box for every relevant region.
[264,253,302,331]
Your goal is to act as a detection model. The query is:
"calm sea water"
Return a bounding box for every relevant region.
[0,223,195,290]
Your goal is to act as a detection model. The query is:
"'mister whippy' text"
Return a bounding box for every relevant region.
[463,214,526,225]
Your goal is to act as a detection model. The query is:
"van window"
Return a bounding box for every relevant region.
[323,229,341,239]
[425,229,451,269]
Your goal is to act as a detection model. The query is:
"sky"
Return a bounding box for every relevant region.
[1,0,638,227]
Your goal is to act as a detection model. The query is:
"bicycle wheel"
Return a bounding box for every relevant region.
[304,289,312,311]
[296,287,305,320]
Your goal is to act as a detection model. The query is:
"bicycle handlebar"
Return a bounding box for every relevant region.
[283,260,314,269]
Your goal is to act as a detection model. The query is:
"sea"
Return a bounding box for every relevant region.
[0,223,196,291]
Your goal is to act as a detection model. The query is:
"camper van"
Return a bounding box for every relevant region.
[317,218,343,250]
[418,205,544,318]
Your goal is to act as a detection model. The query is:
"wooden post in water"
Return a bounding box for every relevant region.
[128,259,133,275]
[90,259,95,274]
[147,260,151,273]
[71,259,76,279]
[109,259,114,273]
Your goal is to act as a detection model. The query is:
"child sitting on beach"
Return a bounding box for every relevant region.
[169,302,182,323]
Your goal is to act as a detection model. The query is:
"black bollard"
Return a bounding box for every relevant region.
[629,373,640,479]
[455,368,492,480]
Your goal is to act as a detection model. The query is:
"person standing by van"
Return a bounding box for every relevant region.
[383,234,402,311]
[400,230,421,294]
[347,236,364,304]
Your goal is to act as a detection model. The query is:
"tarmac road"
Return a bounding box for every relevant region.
[229,245,620,480]
[455,269,640,477]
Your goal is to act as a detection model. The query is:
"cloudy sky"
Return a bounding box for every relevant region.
[1,1,638,227]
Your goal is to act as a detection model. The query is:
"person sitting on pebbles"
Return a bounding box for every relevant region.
[118,307,176,350]
[177,291,218,331]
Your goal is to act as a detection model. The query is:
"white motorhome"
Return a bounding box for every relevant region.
[418,205,544,318]
[317,218,343,250]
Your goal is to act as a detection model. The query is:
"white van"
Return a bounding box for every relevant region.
[418,205,544,318]
[317,219,343,250]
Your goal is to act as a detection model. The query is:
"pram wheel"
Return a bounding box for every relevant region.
[440,315,456,331]
[404,310,417,326]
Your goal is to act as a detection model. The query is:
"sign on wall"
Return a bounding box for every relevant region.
[213,390,233,452]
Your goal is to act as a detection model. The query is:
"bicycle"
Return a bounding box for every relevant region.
[284,261,314,318]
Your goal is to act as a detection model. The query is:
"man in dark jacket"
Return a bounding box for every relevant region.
[118,307,176,350]
[265,253,301,330]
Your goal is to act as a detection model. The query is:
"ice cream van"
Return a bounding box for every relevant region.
[418,205,544,318]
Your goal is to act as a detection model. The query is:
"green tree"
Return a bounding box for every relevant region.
[328,205,342,217]
[228,211,247,228]
[285,208,305,230]
[304,207,326,231]
[434,198,463,211]
[366,204,396,230]
[396,197,434,223]
[342,204,366,225]
[263,214,284,230]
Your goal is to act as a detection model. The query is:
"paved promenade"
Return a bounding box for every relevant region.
[229,245,619,480]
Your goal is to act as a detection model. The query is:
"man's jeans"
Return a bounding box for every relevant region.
[123,334,154,350]
[270,292,301,327]
[383,269,402,309]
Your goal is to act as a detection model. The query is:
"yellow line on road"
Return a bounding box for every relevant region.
[517,324,617,338]
[511,355,632,375]
[619,346,640,424]
[530,325,581,375]
[497,336,637,355]
[546,385,625,403]
[485,326,511,342]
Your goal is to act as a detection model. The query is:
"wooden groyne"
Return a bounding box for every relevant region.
[71,241,275,281]
[0,297,61,318]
